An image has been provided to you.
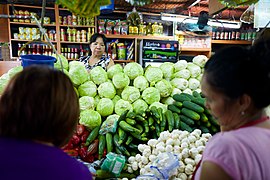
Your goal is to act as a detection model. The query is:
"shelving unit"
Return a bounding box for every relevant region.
[212,40,252,45]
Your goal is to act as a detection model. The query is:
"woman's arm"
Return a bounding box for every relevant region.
[106,58,115,70]
[200,161,232,180]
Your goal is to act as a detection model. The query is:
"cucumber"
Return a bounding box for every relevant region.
[113,134,130,156]
[191,97,206,107]
[211,125,219,134]
[165,110,174,132]
[200,125,210,133]
[119,121,141,134]
[128,143,138,150]
[135,124,144,133]
[125,118,136,125]
[160,112,167,132]
[200,113,208,122]
[181,93,194,99]
[118,127,127,145]
[142,120,149,133]
[180,121,193,132]
[135,114,145,122]
[130,132,148,141]
[150,106,160,119]
[126,111,136,119]
[85,125,100,146]
[105,133,113,153]
[125,136,133,145]
[172,94,191,102]
[173,112,180,129]
[118,110,129,122]
[155,122,161,137]
[173,101,183,108]
[179,115,195,126]
[182,101,204,113]
[202,121,211,128]
[208,116,219,127]
[181,108,200,121]
[148,116,154,126]
[192,91,201,98]
[98,134,106,159]
[168,104,181,113]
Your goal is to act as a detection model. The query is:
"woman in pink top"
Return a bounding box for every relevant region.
[193,36,270,180]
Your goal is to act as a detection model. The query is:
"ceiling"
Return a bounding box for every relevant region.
[1,0,248,20]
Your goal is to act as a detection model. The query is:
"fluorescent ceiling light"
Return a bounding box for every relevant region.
[161,13,242,29]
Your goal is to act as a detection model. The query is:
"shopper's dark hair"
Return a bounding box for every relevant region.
[0,65,79,147]
[89,33,108,54]
[204,38,270,109]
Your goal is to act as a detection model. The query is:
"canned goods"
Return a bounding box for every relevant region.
[13,33,19,39]
[19,27,24,34]
[25,27,31,34]
[44,17,50,24]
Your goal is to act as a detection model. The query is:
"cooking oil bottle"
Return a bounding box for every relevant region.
[158,23,163,35]
[146,22,152,36]
[152,22,159,36]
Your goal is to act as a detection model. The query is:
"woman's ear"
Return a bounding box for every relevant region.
[238,94,252,112]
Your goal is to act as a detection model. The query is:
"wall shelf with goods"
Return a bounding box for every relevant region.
[212,40,252,44]
[6,4,96,60]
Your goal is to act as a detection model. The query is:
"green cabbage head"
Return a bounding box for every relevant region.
[98,81,116,99]
[121,86,140,103]
[155,79,173,98]
[159,62,174,80]
[112,95,121,105]
[133,75,149,92]
[123,62,144,80]
[112,72,130,89]
[142,87,160,105]
[144,66,163,86]
[79,96,95,110]
[69,61,89,87]
[78,81,97,97]
[79,109,101,130]
[52,54,69,70]
[96,98,114,117]
[90,66,108,85]
[149,102,167,113]
[8,66,23,78]
[107,64,123,79]
[132,99,148,114]
[114,99,133,115]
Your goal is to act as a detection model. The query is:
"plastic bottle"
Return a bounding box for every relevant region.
[158,23,163,35]
[152,22,159,36]
[146,22,152,36]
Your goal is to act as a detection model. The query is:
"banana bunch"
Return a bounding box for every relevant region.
[56,0,111,17]
[127,12,141,26]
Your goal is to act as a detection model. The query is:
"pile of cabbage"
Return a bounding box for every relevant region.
[0,55,208,131]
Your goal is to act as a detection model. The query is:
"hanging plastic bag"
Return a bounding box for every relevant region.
[240,4,255,24]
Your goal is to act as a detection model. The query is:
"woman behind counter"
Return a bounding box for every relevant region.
[79,33,114,71]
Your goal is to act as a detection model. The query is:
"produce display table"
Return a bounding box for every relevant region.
[0,61,21,76]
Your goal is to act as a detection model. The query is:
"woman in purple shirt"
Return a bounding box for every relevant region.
[193,36,270,180]
[0,66,92,180]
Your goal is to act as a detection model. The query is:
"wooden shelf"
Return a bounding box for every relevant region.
[60,25,95,28]
[10,22,56,27]
[9,4,55,10]
[180,47,211,51]
[60,41,89,44]
[11,39,57,43]
[106,34,175,40]
[212,40,252,45]
[114,60,135,63]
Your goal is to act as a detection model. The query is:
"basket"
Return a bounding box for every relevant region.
[18,40,57,68]
[20,54,56,68]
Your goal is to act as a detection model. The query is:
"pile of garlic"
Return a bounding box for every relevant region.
[126,129,212,180]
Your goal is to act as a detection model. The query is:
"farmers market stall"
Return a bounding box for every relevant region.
[0,55,220,179]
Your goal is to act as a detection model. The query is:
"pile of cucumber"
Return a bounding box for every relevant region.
[167,92,220,134]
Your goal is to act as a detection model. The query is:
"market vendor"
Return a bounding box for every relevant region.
[79,33,114,71]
